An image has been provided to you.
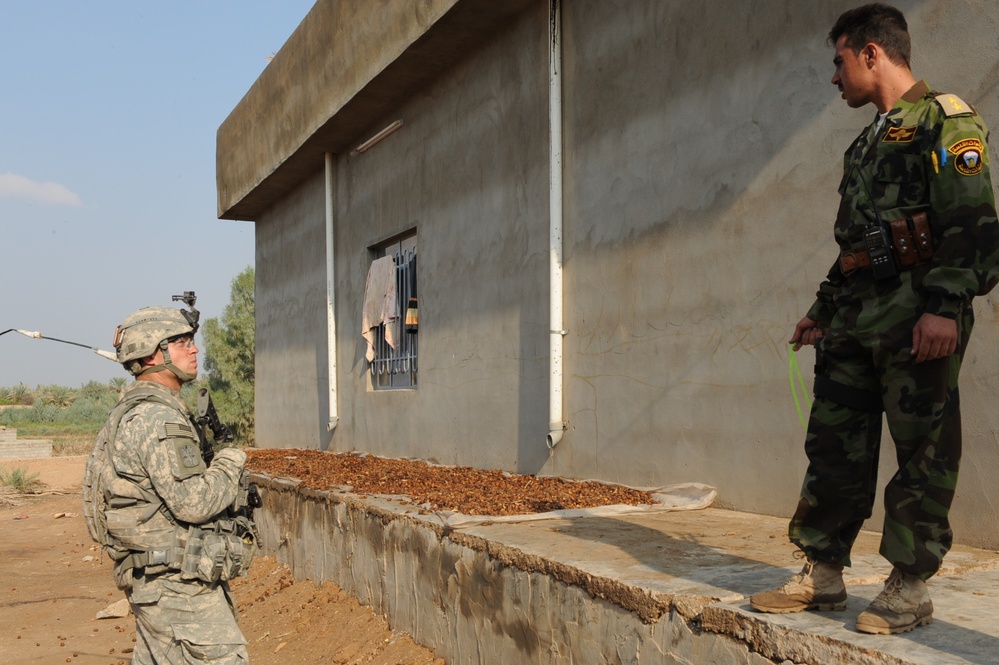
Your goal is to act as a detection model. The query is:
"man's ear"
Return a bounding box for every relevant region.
[864,43,878,67]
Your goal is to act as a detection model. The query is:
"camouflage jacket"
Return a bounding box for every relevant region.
[111,381,246,529]
[807,80,999,324]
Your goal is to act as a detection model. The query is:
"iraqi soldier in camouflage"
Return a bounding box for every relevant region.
[750,4,999,634]
[91,305,251,662]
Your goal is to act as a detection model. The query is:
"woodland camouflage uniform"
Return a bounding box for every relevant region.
[791,80,999,579]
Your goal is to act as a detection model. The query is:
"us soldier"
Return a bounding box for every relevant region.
[84,303,252,662]
[750,4,999,634]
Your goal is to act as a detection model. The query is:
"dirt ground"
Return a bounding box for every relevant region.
[0,456,442,665]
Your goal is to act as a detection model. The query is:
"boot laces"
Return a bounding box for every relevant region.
[872,569,906,609]
[784,550,816,588]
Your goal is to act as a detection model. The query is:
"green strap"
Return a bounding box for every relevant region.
[788,345,812,430]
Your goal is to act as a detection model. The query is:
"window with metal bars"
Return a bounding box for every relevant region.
[370,235,417,389]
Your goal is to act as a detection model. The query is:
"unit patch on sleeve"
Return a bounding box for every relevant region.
[949,138,985,176]
[175,440,203,469]
[883,126,917,143]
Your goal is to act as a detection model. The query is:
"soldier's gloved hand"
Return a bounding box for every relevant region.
[212,447,248,469]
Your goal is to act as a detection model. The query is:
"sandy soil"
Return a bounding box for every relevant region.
[0,456,442,665]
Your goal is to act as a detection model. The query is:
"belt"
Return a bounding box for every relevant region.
[838,247,872,275]
[838,212,934,276]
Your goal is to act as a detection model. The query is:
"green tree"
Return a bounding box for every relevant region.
[79,380,113,402]
[11,383,33,405]
[42,385,76,408]
[109,376,127,399]
[200,267,255,445]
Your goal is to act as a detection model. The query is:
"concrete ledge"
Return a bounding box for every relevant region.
[252,473,999,664]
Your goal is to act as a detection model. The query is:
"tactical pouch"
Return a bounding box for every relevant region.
[182,519,256,583]
[889,212,934,268]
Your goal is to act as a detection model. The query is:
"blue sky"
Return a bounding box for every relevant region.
[1,2,315,388]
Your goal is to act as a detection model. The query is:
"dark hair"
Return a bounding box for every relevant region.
[829,3,910,68]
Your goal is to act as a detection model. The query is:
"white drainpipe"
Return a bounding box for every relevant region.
[325,152,339,431]
[547,0,566,449]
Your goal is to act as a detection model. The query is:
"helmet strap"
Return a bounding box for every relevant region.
[134,341,196,383]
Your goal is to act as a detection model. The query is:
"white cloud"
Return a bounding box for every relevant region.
[0,172,83,206]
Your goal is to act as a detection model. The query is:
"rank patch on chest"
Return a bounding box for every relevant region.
[883,126,916,143]
[949,138,985,176]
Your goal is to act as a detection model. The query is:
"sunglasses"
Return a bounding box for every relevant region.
[167,333,196,348]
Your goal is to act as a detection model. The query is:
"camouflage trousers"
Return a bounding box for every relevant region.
[127,573,248,664]
[789,280,973,580]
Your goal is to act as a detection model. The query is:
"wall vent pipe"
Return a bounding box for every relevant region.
[325,151,339,431]
[547,0,566,449]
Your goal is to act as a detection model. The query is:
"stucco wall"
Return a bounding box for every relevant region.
[255,172,330,449]
[242,0,999,547]
[254,4,551,471]
[331,3,550,471]
[551,0,999,545]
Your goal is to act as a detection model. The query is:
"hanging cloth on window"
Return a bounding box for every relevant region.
[361,256,400,361]
[405,255,418,334]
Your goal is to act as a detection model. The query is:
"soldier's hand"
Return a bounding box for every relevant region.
[789,316,825,351]
[214,447,248,468]
[911,313,957,363]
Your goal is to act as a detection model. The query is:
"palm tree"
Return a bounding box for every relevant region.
[45,385,76,408]
[109,377,127,399]
[10,383,32,405]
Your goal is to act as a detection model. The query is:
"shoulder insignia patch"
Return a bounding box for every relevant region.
[164,422,194,439]
[935,93,973,117]
[948,138,985,176]
[883,126,917,143]
[174,441,203,469]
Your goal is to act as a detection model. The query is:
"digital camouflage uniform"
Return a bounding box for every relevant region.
[110,381,249,663]
[790,80,999,579]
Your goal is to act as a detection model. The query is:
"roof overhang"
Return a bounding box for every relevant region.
[216,0,537,221]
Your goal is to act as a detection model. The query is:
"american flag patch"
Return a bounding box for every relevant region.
[165,422,194,438]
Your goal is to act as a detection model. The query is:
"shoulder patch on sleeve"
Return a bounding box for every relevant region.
[948,138,985,176]
[162,421,195,440]
[174,440,205,470]
[934,93,974,117]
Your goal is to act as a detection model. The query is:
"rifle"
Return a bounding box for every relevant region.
[196,388,232,464]
[195,388,262,522]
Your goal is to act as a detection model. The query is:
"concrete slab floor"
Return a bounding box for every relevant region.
[432,506,999,664]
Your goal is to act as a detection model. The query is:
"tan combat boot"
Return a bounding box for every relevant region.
[750,553,847,614]
[855,568,933,634]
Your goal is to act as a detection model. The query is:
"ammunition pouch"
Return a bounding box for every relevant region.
[888,212,934,268]
[180,517,257,584]
[111,513,256,587]
[839,212,935,278]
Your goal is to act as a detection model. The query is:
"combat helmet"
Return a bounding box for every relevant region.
[113,300,200,381]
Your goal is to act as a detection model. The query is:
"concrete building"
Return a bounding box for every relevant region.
[217,0,999,547]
